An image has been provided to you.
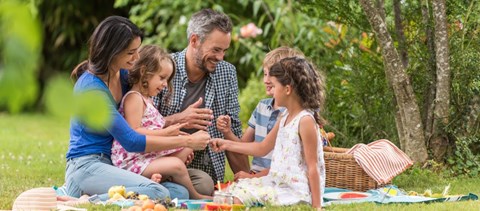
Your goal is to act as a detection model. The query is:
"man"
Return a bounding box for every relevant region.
[154,8,249,196]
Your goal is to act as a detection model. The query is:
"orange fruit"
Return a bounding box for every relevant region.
[142,199,155,210]
[128,205,142,211]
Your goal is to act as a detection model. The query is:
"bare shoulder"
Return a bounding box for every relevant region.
[123,92,145,109]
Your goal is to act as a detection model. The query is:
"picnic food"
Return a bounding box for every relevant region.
[108,185,126,198]
[138,194,149,201]
[142,199,155,210]
[152,197,176,208]
[111,192,125,200]
[338,192,369,199]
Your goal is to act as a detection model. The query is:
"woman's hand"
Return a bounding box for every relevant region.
[187,130,211,150]
[160,122,188,136]
[216,115,231,134]
[209,138,230,152]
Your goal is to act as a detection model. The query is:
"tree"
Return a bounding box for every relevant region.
[429,0,451,161]
[358,0,428,162]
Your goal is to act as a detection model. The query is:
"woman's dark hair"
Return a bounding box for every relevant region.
[269,57,327,125]
[71,16,143,82]
[128,45,175,102]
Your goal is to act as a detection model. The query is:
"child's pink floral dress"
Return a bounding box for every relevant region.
[111,91,183,174]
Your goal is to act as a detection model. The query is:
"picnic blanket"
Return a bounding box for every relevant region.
[323,185,478,206]
[346,139,413,184]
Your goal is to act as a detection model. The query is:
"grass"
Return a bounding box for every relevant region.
[1,113,479,210]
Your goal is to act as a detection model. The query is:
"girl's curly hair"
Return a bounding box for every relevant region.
[269,57,327,125]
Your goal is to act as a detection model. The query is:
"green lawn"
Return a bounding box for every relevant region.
[1,113,479,210]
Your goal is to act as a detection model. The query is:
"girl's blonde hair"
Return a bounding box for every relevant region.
[128,45,175,100]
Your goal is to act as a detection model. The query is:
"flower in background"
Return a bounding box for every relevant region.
[240,22,262,38]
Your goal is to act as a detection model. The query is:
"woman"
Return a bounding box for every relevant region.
[66,16,210,201]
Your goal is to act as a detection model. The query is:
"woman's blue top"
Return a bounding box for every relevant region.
[66,70,146,159]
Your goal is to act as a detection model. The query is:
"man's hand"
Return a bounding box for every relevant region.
[175,98,213,130]
[216,115,232,134]
[187,130,211,150]
[233,171,254,181]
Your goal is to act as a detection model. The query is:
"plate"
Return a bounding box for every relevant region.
[324,192,371,201]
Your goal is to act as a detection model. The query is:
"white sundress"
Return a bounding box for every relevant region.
[229,110,326,206]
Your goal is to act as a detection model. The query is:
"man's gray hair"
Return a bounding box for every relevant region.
[187,8,233,42]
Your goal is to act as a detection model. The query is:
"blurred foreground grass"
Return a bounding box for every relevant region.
[0,113,479,210]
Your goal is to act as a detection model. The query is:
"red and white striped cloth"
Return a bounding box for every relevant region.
[346,139,413,184]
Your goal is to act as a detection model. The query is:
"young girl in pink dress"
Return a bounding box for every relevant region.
[111,45,211,199]
[211,57,326,209]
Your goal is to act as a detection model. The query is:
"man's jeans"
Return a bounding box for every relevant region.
[65,153,188,200]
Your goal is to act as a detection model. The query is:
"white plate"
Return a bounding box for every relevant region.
[324,192,371,201]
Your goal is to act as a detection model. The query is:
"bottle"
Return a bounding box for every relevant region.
[213,191,233,205]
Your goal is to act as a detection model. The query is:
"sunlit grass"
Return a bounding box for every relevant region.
[0,113,479,210]
[0,113,69,209]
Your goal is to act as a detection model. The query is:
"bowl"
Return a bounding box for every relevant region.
[204,202,221,210]
[185,201,206,210]
[232,204,246,211]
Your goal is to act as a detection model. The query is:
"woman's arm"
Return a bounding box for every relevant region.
[98,91,210,153]
[145,130,210,152]
[299,116,321,208]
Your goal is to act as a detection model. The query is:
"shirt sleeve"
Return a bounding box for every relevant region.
[247,104,258,129]
[227,68,243,138]
[99,91,147,152]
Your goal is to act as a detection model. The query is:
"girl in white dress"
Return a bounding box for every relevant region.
[211,57,327,209]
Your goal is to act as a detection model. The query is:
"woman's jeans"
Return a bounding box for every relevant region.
[65,153,189,201]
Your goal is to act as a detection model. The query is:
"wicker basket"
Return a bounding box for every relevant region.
[324,146,384,192]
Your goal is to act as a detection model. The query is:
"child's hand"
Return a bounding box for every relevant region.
[150,173,162,183]
[185,151,194,165]
[162,122,188,136]
[234,171,254,181]
[209,138,228,152]
[216,115,232,134]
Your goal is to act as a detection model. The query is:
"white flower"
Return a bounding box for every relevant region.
[179,16,187,25]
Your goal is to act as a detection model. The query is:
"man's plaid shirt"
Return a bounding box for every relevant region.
[153,49,242,182]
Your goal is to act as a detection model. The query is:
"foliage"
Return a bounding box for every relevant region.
[0,0,41,113]
[442,0,480,175]
[238,73,268,127]
[35,0,127,89]
[447,137,480,177]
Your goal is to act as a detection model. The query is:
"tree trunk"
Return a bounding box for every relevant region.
[359,0,428,163]
[421,1,437,146]
[431,0,451,161]
[393,0,408,68]
[376,0,386,21]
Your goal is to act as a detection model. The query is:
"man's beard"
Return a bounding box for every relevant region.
[194,48,215,73]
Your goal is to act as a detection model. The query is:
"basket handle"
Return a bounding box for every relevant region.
[320,127,336,153]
